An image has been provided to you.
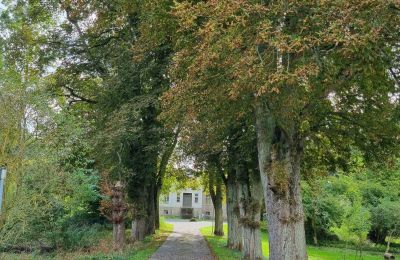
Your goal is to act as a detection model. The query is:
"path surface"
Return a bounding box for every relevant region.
[149,219,215,260]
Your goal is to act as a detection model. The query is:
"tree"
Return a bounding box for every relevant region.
[29,0,178,241]
[206,158,224,237]
[111,181,126,248]
[164,1,400,258]
[164,94,264,258]
[1,0,399,257]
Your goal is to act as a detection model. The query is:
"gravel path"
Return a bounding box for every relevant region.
[149,219,215,260]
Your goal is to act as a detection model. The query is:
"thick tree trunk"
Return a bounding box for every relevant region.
[130,185,156,241]
[113,222,125,248]
[255,101,307,260]
[130,195,155,241]
[131,217,146,242]
[236,164,263,260]
[111,182,126,248]
[226,172,242,250]
[131,186,153,242]
[214,200,224,236]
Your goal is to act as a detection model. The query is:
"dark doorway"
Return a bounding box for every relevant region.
[182,193,192,207]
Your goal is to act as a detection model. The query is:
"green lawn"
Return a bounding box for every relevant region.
[0,218,174,260]
[201,224,384,260]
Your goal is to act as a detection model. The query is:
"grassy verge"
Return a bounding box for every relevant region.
[0,218,173,260]
[126,218,173,260]
[201,224,384,260]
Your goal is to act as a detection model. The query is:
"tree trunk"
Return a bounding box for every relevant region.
[131,217,146,242]
[226,171,242,250]
[131,187,151,242]
[111,182,126,248]
[236,164,263,260]
[311,209,318,246]
[130,195,155,241]
[113,222,125,248]
[214,200,224,236]
[213,174,224,236]
[155,186,161,229]
[255,101,308,260]
[146,182,156,235]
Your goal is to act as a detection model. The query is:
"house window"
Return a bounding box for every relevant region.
[205,195,211,204]
[164,210,169,215]
[194,193,199,203]
[177,194,181,203]
[205,211,211,216]
[163,195,169,203]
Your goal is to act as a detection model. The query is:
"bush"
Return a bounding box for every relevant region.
[369,200,400,246]
[331,199,372,257]
[302,180,344,243]
[54,223,107,250]
[0,156,101,252]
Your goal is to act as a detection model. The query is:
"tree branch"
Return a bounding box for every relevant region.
[64,86,97,104]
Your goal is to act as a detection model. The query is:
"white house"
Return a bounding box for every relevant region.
[159,188,227,219]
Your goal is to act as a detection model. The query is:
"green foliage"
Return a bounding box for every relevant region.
[332,204,371,250]
[164,0,400,162]
[0,0,104,251]
[161,163,201,195]
[303,160,400,248]
[1,0,400,257]
[370,200,400,244]
[302,180,344,242]
[0,139,101,250]
[0,217,173,259]
[55,224,106,251]
[0,107,102,250]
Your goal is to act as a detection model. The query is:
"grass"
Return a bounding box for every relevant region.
[127,218,173,260]
[0,218,174,260]
[201,224,385,260]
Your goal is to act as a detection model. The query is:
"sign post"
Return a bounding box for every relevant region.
[0,167,6,213]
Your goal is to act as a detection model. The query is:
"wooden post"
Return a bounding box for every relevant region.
[111,181,126,248]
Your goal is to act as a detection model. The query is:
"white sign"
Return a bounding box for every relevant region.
[0,167,6,213]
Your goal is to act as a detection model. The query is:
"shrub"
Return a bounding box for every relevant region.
[370,200,400,248]
[302,180,344,243]
[0,158,101,252]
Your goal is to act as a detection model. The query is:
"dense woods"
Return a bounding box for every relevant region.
[0,0,400,259]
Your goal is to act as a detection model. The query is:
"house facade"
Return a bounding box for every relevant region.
[159,188,227,219]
